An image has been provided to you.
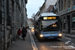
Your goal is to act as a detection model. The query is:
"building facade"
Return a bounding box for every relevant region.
[57,0,75,34]
[45,0,57,11]
[39,2,46,14]
[34,0,57,19]
[0,0,27,50]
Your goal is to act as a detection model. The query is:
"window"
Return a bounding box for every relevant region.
[0,0,2,5]
[0,10,2,24]
[25,0,27,4]
[73,0,75,5]
[7,16,11,26]
[64,0,66,9]
[72,13,75,29]
[63,23,65,29]
[0,2,2,24]
[7,0,11,26]
[72,23,75,29]
[63,17,66,29]
[68,0,71,7]
[58,0,60,11]
[61,0,63,11]
[21,0,23,2]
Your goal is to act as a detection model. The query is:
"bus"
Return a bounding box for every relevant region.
[34,13,62,41]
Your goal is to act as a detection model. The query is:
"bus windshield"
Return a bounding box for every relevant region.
[41,20,61,31]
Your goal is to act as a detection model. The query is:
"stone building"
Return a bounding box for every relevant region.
[56,0,75,34]
[39,2,46,14]
[34,0,57,19]
[0,0,27,50]
[27,18,34,27]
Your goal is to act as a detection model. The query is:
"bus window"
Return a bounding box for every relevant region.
[41,20,60,31]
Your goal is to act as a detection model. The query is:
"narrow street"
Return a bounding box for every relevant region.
[1,0,75,50]
[7,29,75,50]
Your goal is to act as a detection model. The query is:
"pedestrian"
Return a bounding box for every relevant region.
[22,27,27,40]
[17,28,22,39]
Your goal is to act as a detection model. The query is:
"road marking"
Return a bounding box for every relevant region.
[69,45,75,49]
[65,41,71,44]
[29,30,38,50]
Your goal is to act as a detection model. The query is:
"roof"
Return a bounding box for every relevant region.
[35,13,59,21]
[40,13,58,17]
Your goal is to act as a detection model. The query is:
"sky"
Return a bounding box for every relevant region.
[26,0,44,18]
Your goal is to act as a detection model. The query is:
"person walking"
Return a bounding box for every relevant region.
[22,27,27,40]
[17,28,22,39]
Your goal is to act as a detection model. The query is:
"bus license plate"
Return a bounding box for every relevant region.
[49,37,54,39]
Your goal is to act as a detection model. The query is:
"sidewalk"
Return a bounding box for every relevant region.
[8,30,33,50]
[64,33,75,38]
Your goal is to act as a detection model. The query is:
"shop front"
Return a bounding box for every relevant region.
[71,13,75,34]
[61,12,75,34]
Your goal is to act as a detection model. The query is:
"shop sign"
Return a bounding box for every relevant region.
[72,17,75,22]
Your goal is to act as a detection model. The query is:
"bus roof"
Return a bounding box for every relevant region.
[40,13,58,17]
[35,13,59,21]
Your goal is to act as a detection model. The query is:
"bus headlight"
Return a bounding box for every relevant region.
[52,24,57,27]
[58,33,62,37]
[40,34,44,38]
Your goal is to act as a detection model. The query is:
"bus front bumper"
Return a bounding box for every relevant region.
[39,36,62,39]
[39,33,62,39]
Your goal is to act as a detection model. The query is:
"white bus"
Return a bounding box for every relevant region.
[34,13,62,41]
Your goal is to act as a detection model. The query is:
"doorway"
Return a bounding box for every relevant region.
[67,15,70,33]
